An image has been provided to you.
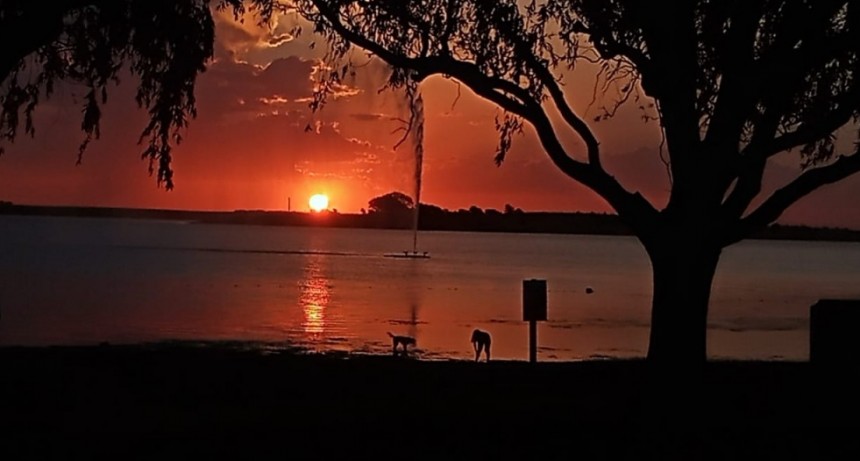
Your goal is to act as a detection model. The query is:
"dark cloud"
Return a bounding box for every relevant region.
[212,9,295,59]
[349,112,402,123]
[196,56,316,119]
[254,57,315,99]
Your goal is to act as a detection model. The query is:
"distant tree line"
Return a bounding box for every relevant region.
[3,194,860,242]
[361,191,626,234]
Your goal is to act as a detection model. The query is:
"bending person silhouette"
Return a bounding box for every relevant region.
[471,329,491,362]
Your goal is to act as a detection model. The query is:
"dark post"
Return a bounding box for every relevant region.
[529,319,537,363]
[523,279,548,363]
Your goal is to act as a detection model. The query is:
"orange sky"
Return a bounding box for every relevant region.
[1,11,860,228]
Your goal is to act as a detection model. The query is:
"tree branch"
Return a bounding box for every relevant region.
[721,103,783,219]
[720,157,765,220]
[702,0,764,150]
[724,6,860,220]
[310,0,658,229]
[741,2,858,160]
[728,150,860,244]
[748,98,859,159]
[726,86,859,219]
[521,52,602,168]
[566,11,650,72]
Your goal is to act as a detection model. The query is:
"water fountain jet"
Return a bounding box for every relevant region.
[385,86,429,259]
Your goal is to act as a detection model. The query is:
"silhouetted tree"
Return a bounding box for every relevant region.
[367,191,414,228]
[368,191,414,215]
[0,0,279,188]
[503,204,522,215]
[418,202,446,222]
[295,0,860,362]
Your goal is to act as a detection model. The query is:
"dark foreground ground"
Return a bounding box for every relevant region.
[1,345,858,460]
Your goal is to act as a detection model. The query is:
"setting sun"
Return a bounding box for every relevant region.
[308,194,329,212]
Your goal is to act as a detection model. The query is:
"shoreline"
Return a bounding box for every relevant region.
[4,203,860,243]
[0,335,812,362]
[2,343,856,459]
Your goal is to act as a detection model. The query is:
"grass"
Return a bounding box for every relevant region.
[1,343,857,460]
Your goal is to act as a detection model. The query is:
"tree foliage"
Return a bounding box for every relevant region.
[0,0,281,188]
[367,191,414,215]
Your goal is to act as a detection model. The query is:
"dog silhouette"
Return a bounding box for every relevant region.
[387,332,416,355]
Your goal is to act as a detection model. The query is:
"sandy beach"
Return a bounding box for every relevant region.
[1,343,856,460]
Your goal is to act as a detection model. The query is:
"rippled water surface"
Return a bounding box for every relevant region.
[2,215,859,360]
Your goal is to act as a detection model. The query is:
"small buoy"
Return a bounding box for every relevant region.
[585,287,594,294]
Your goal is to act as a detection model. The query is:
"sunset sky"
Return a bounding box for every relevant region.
[1,10,859,228]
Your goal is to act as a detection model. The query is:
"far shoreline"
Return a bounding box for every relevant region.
[4,202,860,243]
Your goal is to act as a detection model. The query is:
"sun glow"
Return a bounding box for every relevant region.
[309,194,329,212]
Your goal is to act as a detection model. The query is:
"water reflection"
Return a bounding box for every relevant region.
[303,303,325,335]
[404,261,422,341]
[299,255,330,337]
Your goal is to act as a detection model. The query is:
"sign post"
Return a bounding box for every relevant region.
[522,279,548,363]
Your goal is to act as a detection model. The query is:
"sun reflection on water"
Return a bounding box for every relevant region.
[299,255,330,338]
[303,303,325,335]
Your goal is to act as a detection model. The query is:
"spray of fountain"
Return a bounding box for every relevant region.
[385,80,429,259]
[409,90,424,255]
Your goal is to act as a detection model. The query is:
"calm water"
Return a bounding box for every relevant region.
[2,215,859,360]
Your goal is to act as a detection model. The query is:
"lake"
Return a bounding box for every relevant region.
[2,215,859,360]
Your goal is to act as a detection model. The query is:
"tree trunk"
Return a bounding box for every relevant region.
[646,238,722,363]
